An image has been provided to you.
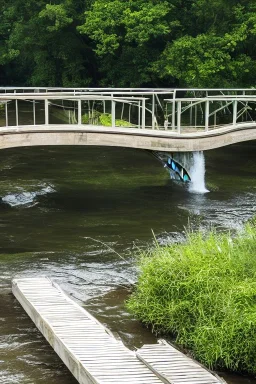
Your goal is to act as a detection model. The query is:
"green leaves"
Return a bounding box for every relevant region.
[39,4,73,32]
[122,2,170,44]
[154,11,256,88]
[0,0,256,87]
[0,48,19,65]
[79,0,171,55]
[0,0,95,86]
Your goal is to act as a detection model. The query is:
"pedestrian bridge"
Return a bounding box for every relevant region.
[0,87,256,152]
[0,87,256,181]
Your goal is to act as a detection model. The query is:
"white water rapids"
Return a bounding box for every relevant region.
[189,152,209,194]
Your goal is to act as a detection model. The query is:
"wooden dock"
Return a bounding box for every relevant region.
[136,341,225,384]
[12,277,226,384]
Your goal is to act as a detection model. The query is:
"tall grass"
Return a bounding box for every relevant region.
[127,219,256,373]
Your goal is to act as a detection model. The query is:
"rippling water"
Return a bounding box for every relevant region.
[0,142,256,383]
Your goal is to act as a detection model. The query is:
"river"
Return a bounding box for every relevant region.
[0,141,256,383]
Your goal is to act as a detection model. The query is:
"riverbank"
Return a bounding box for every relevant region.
[127,219,256,374]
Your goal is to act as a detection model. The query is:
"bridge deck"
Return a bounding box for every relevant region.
[0,122,255,152]
[12,277,226,384]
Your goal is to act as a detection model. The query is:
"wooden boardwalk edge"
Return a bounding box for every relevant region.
[12,277,100,384]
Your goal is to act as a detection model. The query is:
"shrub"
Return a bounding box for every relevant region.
[127,221,256,373]
[82,110,101,124]
[99,113,133,127]
[82,112,132,127]
[81,113,89,124]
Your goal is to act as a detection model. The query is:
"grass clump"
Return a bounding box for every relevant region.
[82,110,101,124]
[127,220,256,374]
[81,113,89,124]
[82,112,132,127]
[99,113,133,127]
[0,103,5,114]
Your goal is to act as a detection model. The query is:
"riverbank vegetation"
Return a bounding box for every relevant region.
[82,112,132,127]
[1,1,256,88]
[127,219,256,374]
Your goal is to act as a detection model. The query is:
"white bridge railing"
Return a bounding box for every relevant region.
[0,88,256,132]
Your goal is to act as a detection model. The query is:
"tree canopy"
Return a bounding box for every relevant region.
[0,0,255,87]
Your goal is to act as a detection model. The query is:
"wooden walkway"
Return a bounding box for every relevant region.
[137,341,225,384]
[12,277,226,384]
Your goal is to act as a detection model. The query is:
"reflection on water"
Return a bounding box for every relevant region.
[0,143,255,383]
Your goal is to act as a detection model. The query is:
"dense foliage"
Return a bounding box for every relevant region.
[127,221,256,373]
[0,0,256,87]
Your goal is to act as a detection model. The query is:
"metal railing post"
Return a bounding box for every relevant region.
[138,101,141,129]
[195,104,197,128]
[15,99,19,126]
[14,90,19,126]
[205,100,209,131]
[189,101,193,126]
[243,90,248,121]
[142,98,146,129]
[233,100,238,126]
[33,100,36,125]
[177,100,181,134]
[111,99,115,128]
[172,90,176,130]
[152,94,155,129]
[45,99,49,125]
[78,99,82,125]
[5,102,8,127]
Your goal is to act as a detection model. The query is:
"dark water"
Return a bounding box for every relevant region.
[0,142,256,384]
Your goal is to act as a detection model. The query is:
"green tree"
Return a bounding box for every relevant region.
[79,0,175,86]
[0,0,256,87]
[155,1,256,87]
[80,0,256,87]
[0,0,96,86]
